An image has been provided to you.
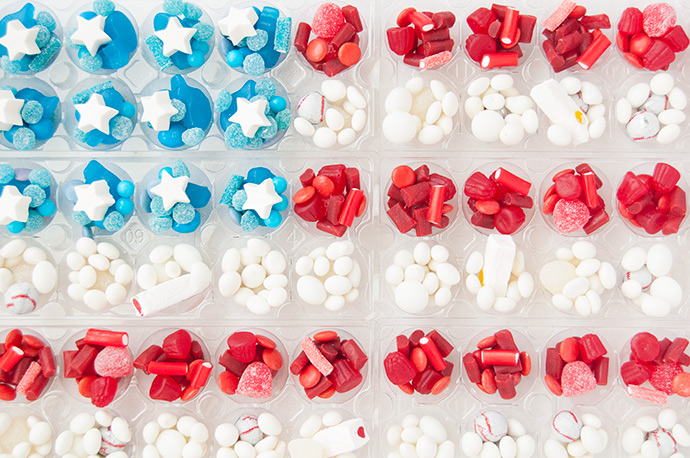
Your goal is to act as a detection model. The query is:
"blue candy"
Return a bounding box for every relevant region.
[172,210,200,233]
[272,176,288,194]
[82,226,94,238]
[186,182,211,208]
[219,175,244,205]
[246,135,264,149]
[116,180,135,198]
[172,202,195,224]
[163,0,185,16]
[247,30,268,52]
[157,167,172,179]
[257,117,278,140]
[73,211,92,226]
[182,127,204,146]
[246,167,275,184]
[25,210,43,232]
[35,11,56,32]
[29,168,51,188]
[186,50,205,67]
[103,211,125,231]
[274,194,289,211]
[172,160,190,178]
[227,207,241,225]
[274,17,292,53]
[13,127,36,150]
[94,0,116,16]
[275,109,291,130]
[100,88,124,113]
[240,211,259,231]
[36,199,55,216]
[63,179,83,203]
[23,184,46,207]
[243,53,265,76]
[35,25,50,48]
[109,116,133,141]
[21,100,43,124]
[193,23,213,41]
[145,34,172,70]
[150,196,172,216]
[84,160,121,196]
[28,37,61,72]
[232,190,247,212]
[1,56,21,74]
[158,124,185,149]
[29,118,54,141]
[269,96,287,113]
[224,123,248,148]
[170,99,185,121]
[72,81,113,105]
[191,39,209,54]
[214,90,232,113]
[0,165,15,184]
[7,221,25,233]
[120,102,136,119]
[263,209,282,228]
[115,197,134,215]
[150,215,173,233]
[79,53,103,72]
[72,127,88,143]
[255,79,276,98]
[184,3,202,21]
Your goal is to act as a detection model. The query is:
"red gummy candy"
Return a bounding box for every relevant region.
[93,346,132,378]
[149,374,182,402]
[387,27,416,55]
[90,376,118,407]
[632,332,661,361]
[652,163,681,193]
[494,206,525,234]
[465,33,498,63]
[463,353,481,383]
[236,362,272,398]
[227,332,257,364]
[552,199,589,233]
[217,370,239,395]
[643,3,676,38]
[643,39,675,71]
[301,337,334,376]
[555,173,582,200]
[464,172,496,200]
[133,345,162,374]
[330,358,362,393]
[467,7,496,34]
[650,362,682,394]
[561,361,597,397]
[341,339,368,371]
[342,5,363,33]
[312,3,346,39]
[384,351,417,385]
[619,8,643,35]
[621,360,651,385]
[662,25,689,52]
[578,334,607,364]
[162,330,192,360]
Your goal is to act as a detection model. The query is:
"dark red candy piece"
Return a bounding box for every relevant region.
[341,339,368,371]
[472,211,495,230]
[465,33,498,62]
[401,182,431,207]
[555,173,582,200]
[580,14,611,30]
[631,332,661,362]
[578,334,607,364]
[663,338,690,364]
[227,332,257,364]
[387,203,416,234]
[413,207,432,237]
[495,373,517,399]
[396,335,410,358]
[517,15,536,43]
[652,163,681,194]
[494,206,525,234]
[342,5,362,32]
[495,330,517,351]
[618,172,649,206]
[619,7,643,35]
[428,174,456,201]
[427,330,453,358]
[592,356,609,386]
[467,7,496,34]
[650,362,682,394]
[384,351,417,385]
[38,347,55,378]
[654,338,673,365]
[318,165,347,195]
[344,167,360,191]
[546,347,564,380]
[621,360,652,385]
[219,350,248,377]
[305,374,333,399]
[463,353,481,383]
[643,39,675,71]
[412,368,442,395]
[162,330,192,360]
[330,359,362,393]
[134,345,163,373]
[662,25,689,52]
[25,373,48,401]
[70,345,99,377]
[636,208,667,235]
[90,376,118,407]
[295,197,327,222]
[387,27,416,56]
[149,374,182,401]
[289,351,309,376]
[62,350,79,378]
[465,172,496,200]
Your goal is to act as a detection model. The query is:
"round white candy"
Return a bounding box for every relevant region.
[215,423,239,447]
[561,77,582,95]
[472,110,505,143]
[474,411,507,442]
[547,124,572,146]
[657,124,681,144]
[313,127,337,149]
[462,432,483,456]
[395,281,429,313]
[622,426,645,454]
[499,123,525,146]
[418,125,444,145]
[552,411,581,442]
[383,112,419,144]
[651,73,675,96]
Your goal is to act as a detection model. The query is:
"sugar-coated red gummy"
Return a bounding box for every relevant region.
[236,361,273,398]
[16,361,41,395]
[561,361,597,397]
[553,199,590,233]
[162,330,192,360]
[93,346,132,378]
[312,3,346,39]
[301,336,334,376]
[650,362,682,394]
[642,3,676,38]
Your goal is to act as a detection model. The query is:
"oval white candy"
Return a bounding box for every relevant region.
[589,117,606,140]
[418,125,444,145]
[622,426,645,454]
[483,93,506,111]
[383,112,419,144]
[313,127,337,148]
[658,109,686,125]
[561,77,582,95]
[668,87,687,110]
[616,98,633,124]
[32,260,56,294]
[462,432,483,456]
[627,83,651,108]
[500,123,525,146]
[649,276,682,308]
[647,244,673,277]
[468,77,490,97]
[257,413,281,436]
[347,86,366,109]
[321,80,346,102]
[351,109,366,132]
[464,96,484,119]
[651,73,675,96]
[296,276,327,305]
[395,281,428,313]
[521,109,539,134]
[581,82,603,105]
[294,117,315,137]
[657,124,681,145]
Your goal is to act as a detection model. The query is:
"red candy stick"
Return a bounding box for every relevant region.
[426,186,446,226]
[481,52,519,68]
[500,7,520,47]
[190,361,213,389]
[294,23,312,53]
[577,32,611,70]
[493,168,531,196]
[84,329,128,347]
[409,11,434,32]
[480,350,521,366]
[418,337,446,372]
[147,361,188,376]
[338,189,364,227]
[0,346,24,372]
[582,172,598,208]
[627,384,668,404]
[301,337,334,376]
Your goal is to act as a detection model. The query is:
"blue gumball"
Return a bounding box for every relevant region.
[271,176,287,194]
[273,194,288,212]
[226,49,243,67]
[263,209,282,228]
[120,101,136,118]
[158,167,173,179]
[115,197,134,215]
[117,180,135,198]
[36,199,55,216]
[269,96,286,113]
[187,50,205,68]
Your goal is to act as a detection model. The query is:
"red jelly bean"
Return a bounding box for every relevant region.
[306,38,328,62]
[672,372,690,396]
[338,42,361,66]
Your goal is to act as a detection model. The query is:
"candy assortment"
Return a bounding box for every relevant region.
[0,329,54,402]
[6,0,690,456]
[56,409,132,457]
[622,409,690,458]
[462,410,536,458]
[0,411,53,457]
[545,411,608,457]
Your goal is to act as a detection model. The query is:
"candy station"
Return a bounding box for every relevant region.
[1,0,690,457]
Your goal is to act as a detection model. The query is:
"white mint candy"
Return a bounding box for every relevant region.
[622,426,645,454]
[383,112,418,144]
[472,110,505,143]
[651,73,675,96]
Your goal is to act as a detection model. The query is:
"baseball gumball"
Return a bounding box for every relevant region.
[235,415,263,445]
[297,92,326,124]
[625,267,653,290]
[5,282,39,314]
[650,428,677,458]
[552,410,582,443]
[474,410,508,442]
